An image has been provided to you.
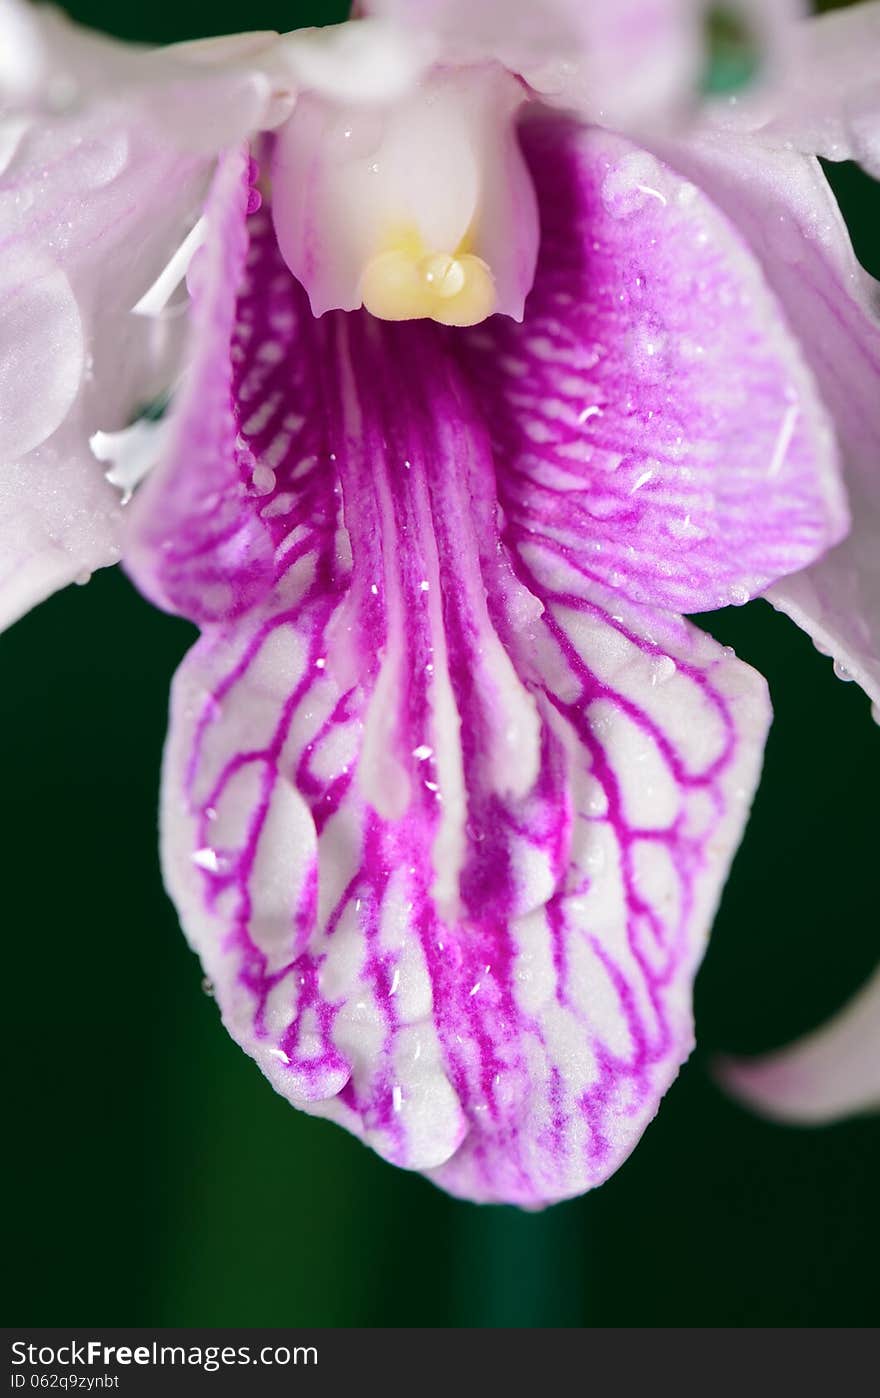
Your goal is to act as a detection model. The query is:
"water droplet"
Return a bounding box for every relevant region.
[585,841,606,874]
[833,659,855,682]
[192,847,227,873]
[650,655,677,686]
[251,464,276,496]
[201,977,215,997]
[631,315,670,378]
[728,584,750,607]
[601,152,667,219]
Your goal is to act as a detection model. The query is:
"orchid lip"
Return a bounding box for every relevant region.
[150,116,841,1203]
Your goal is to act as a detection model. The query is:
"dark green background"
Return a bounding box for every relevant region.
[3,1,878,1327]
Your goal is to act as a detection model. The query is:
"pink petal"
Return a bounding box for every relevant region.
[159,191,771,1205]
[722,965,880,1123]
[455,118,846,617]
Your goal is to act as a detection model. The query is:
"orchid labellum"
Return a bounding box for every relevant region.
[2,0,879,1206]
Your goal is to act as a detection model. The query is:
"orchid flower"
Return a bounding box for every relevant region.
[3,0,879,1207]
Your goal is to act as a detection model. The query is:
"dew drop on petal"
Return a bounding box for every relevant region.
[650,655,677,687]
[251,464,276,495]
[192,846,228,873]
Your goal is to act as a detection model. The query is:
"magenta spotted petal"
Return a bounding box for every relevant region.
[465,118,846,618]
[165,551,768,1202]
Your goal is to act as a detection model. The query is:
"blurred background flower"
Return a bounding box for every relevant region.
[3,0,878,1325]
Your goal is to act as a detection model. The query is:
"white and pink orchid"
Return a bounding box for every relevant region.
[2,0,879,1206]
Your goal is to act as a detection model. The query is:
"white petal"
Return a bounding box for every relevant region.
[723,964,880,1123]
[707,3,880,175]
[0,67,212,628]
[0,249,83,460]
[0,433,123,630]
[274,19,430,106]
[364,0,704,127]
[0,4,283,156]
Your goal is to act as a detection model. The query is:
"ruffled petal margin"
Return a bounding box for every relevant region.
[156,161,771,1204]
